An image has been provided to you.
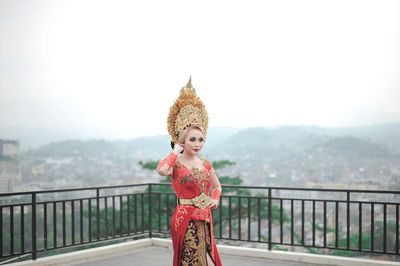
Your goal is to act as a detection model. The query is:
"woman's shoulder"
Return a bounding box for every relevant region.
[200,158,212,168]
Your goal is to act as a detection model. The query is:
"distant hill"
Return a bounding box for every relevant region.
[207,123,400,162]
[329,123,400,153]
[17,123,400,190]
[312,136,393,158]
[207,126,329,161]
[27,136,172,159]
[21,123,400,162]
[23,127,239,159]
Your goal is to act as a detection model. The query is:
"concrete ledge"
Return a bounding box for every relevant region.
[215,244,400,266]
[9,238,152,266]
[153,238,400,266]
[151,238,172,248]
[8,237,400,266]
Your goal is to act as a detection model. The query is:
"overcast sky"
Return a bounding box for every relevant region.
[1,0,399,139]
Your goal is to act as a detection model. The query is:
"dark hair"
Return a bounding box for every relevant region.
[170,141,184,154]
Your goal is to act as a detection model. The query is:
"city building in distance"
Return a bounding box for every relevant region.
[0,139,21,193]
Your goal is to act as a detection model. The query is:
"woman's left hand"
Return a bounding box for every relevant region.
[209,199,219,210]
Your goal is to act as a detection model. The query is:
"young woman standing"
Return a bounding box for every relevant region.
[157,78,222,266]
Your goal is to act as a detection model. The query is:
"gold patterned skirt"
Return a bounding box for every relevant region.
[181,219,214,266]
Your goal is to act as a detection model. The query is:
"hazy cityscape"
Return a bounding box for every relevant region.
[1,123,399,193]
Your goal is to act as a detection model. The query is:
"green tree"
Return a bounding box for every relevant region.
[138,161,159,170]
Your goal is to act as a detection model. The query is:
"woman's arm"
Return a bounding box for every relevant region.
[157,152,178,176]
[209,165,222,209]
[156,144,183,176]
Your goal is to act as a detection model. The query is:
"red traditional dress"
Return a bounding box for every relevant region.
[157,152,222,266]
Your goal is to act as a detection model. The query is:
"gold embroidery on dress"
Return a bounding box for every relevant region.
[181,220,207,266]
[175,206,189,233]
[176,160,211,193]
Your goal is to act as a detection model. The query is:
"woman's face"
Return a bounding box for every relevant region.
[182,127,205,156]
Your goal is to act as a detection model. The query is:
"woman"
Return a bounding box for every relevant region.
[157,78,222,266]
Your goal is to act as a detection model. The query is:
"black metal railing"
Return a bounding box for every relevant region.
[0,184,399,263]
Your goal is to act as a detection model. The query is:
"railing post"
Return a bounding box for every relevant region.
[149,184,152,238]
[347,191,350,250]
[96,188,100,241]
[268,188,272,250]
[0,206,2,258]
[32,192,37,260]
[396,203,399,255]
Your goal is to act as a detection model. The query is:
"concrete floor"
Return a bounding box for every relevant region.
[65,246,327,266]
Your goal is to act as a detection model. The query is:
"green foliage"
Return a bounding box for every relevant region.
[273,245,289,251]
[211,160,236,170]
[82,192,177,240]
[218,176,243,185]
[328,220,398,256]
[218,175,251,196]
[159,176,171,183]
[309,219,335,233]
[138,161,159,170]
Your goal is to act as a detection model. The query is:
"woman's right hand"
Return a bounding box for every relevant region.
[173,144,184,155]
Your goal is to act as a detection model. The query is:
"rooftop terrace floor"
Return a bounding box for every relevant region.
[68,246,323,266]
[11,238,399,266]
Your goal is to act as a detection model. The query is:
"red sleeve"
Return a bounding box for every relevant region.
[157,152,178,172]
[209,161,222,200]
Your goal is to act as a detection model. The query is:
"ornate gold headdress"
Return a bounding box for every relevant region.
[168,77,208,144]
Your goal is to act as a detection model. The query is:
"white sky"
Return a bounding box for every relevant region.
[1,0,399,139]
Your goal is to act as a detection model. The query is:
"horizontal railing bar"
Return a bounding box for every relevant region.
[218,195,266,199]
[8,197,391,208]
[3,196,398,208]
[144,191,175,195]
[0,202,32,208]
[8,195,147,207]
[270,198,400,205]
[0,183,149,197]
[216,185,400,194]
[0,192,153,207]
[100,192,149,198]
[34,193,150,205]
[37,198,97,205]
[162,194,400,206]
[3,194,391,207]
[2,183,399,197]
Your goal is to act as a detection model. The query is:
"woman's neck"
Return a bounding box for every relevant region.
[181,152,196,161]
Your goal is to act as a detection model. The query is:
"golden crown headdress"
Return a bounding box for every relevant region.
[168,77,208,144]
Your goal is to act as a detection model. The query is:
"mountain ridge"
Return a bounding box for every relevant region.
[19,123,400,160]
